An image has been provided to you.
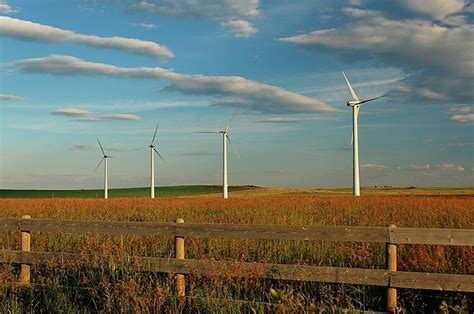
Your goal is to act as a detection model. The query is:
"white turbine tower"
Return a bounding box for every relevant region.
[149,123,166,198]
[196,109,241,199]
[129,123,166,198]
[342,71,383,197]
[94,139,114,199]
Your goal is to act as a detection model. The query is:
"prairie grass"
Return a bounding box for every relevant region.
[0,195,473,312]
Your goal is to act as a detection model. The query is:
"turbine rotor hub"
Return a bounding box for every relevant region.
[347,100,360,107]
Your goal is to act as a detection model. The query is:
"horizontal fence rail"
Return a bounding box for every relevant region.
[1,250,472,292]
[1,218,473,245]
[0,217,473,313]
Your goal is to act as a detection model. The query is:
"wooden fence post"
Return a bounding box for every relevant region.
[175,218,185,297]
[386,224,397,313]
[19,215,31,284]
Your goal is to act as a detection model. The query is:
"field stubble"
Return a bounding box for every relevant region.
[0,194,473,312]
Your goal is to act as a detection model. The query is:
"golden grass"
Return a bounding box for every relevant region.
[0,193,473,312]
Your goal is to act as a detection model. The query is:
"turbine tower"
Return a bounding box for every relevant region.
[342,71,383,197]
[196,109,240,199]
[149,123,165,198]
[94,139,114,199]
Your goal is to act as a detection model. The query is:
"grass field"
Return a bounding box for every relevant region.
[0,185,257,198]
[0,189,473,312]
[1,185,471,199]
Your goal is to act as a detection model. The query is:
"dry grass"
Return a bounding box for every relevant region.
[0,193,473,312]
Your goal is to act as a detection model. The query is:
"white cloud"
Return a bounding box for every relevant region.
[450,106,474,122]
[50,107,142,122]
[221,20,257,37]
[342,7,382,18]
[50,107,92,117]
[0,93,24,101]
[451,114,474,122]
[134,22,157,29]
[361,163,386,170]
[131,0,260,19]
[442,15,468,26]
[406,163,465,172]
[409,164,431,170]
[450,106,474,114]
[13,55,336,114]
[0,2,18,14]
[400,0,466,20]
[347,0,365,6]
[85,113,142,122]
[130,0,260,37]
[435,163,465,172]
[0,16,173,58]
[279,10,472,77]
[279,7,474,106]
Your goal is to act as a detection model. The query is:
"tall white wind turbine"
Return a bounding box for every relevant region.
[129,123,166,198]
[342,71,383,197]
[148,123,166,198]
[94,139,114,199]
[196,109,241,199]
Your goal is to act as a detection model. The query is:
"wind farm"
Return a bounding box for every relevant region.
[0,1,472,312]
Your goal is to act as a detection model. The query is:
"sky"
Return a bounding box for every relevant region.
[0,0,473,189]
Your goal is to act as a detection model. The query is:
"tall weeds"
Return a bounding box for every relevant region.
[0,195,472,312]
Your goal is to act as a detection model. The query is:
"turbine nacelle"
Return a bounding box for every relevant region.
[347,100,361,107]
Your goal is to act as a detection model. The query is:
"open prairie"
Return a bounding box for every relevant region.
[0,185,256,198]
[3,0,473,312]
[0,189,473,312]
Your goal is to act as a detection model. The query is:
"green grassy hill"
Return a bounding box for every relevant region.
[0,185,256,198]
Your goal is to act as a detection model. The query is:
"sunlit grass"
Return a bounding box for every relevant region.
[0,194,472,312]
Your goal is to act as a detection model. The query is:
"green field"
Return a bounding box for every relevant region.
[1,186,472,198]
[0,185,256,198]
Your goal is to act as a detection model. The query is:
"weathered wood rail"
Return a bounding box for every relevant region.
[0,216,473,313]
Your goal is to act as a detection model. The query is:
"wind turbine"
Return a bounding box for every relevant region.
[342,71,383,197]
[128,123,166,198]
[149,123,166,198]
[196,109,241,199]
[94,139,114,199]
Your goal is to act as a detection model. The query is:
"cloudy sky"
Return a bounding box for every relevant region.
[0,0,472,189]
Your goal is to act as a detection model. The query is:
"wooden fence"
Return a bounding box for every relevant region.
[0,216,473,313]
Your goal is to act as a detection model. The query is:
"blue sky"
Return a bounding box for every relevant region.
[0,0,473,189]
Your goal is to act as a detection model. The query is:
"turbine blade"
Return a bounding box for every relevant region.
[359,95,384,105]
[127,147,146,152]
[225,108,240,130]
[108,156,116,158]
[97,138,105,156]
[151,122,159,144]
[153,147,166,163]
[342,71,359,101]
[226,134,241,159]
[93,157,104,172]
